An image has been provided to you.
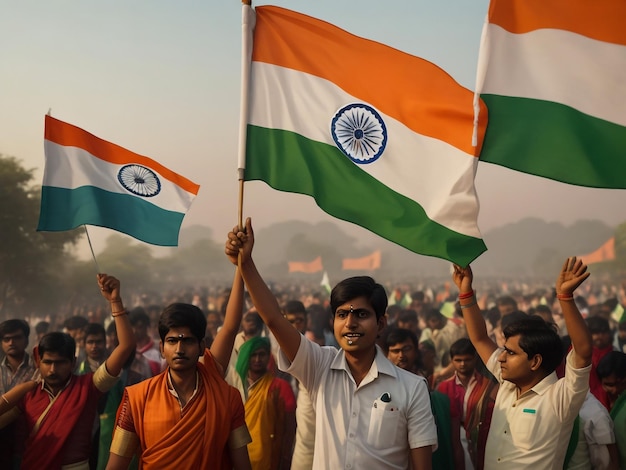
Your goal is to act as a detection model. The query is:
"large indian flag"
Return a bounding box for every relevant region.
[242,6,488,266]
[476,0,626,188]
[38,115,200,246]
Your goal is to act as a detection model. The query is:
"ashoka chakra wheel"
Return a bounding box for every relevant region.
[117,164,161,197]
[331,103,387,164]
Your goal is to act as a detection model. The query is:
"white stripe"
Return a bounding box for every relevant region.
[249,62,481,238]
[43,141,196,214]
[478,24,626,126]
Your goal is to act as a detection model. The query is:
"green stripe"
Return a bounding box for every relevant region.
[245,125,486,266]
[37,186,185,246]
[480,94,626,189]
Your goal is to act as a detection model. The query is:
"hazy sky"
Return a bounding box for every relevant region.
[2,1,624,257]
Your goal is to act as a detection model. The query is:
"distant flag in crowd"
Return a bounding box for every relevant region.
[38,115,200,246]
[342,250,381,271]
[320,271,331,295]
[578,237,615,265]
[240,5,488,267]
[288,256,323,274]
[476,0,626,188]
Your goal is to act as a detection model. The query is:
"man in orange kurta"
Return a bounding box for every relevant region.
[107,303,251,470]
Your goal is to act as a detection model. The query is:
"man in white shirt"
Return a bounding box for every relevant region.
[225,219,437,470]
[452,257,592,470]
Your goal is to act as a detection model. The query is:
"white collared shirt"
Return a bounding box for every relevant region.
[484,348,591,469]
[278,336,437,470]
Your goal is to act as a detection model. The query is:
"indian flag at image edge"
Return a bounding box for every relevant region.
[38,116,200,246]
[476,0,626,189]
[243,5,488,267]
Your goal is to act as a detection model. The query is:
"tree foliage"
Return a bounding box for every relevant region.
[0,155,81,318]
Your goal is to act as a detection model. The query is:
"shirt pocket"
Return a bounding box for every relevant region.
[509,409,537,450]
[366,399,400,449]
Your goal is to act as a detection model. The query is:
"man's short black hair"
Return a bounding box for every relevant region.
[330,276,387,320]
[129,307,151,327]
[0,319,30,338]
[596,351,626,380]
[35,321,49,335]
[424,309,445,324]
[586,316,611,334]
[500,311,528,331]
[384,327,418,350]
[503,315,563,375]
[284,300,306,315]
[398,309,418,324]
[449,338,476,358]
[158,303,206,344]
[64,316,88,331]
[38,332,75,361]
[83,323,106,340]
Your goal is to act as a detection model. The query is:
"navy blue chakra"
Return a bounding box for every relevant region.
[331,103,387,164]
[117,164,161,197]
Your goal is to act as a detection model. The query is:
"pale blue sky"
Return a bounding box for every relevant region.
[1,1,624,257]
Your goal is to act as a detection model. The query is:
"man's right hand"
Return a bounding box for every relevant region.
[225,217,254,265]
[452,264,474,294]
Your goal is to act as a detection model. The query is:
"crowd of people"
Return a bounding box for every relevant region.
[0,219,625,469]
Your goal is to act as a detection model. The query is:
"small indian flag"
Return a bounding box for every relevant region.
[38,115,200,246]
[476,0,626,188]
[242,5,488,267]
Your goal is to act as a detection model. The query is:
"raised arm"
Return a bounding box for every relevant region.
[98,274,136,377]
[555,257,592,369]
[451,264,497,365]
[210,268,245,374]
[225,218,302,361]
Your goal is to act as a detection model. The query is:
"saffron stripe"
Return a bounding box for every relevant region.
[488,0,626,45]
[44,115,199,194]
[252,6,486,155]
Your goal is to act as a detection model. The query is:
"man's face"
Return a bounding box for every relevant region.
[106,332,119,351]
[591,331,612,350]
[498,335,535,384]
[242,313,261,336]
[206,313,221,335]
[159,327,203,373]
[397,320,418,333]
[285,312,307,335]
[85,334,106,361]
[248,347,270,375]
[387,339,417,371]
[67,328,85,345]
[40,352,75,389]
[132,322,149,342]
[498,303,516,316]
[419,345,435,372]
[427,317,442,332]
[601,373,626,402]
[451,353,477,377]
[1,330,28,358]
[333,296,384,354]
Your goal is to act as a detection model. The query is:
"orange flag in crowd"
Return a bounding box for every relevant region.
[342,250,381,271]
[578,237,615,265]
[288,256,323,273]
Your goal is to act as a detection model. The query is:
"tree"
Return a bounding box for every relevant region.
[0,155,81,318]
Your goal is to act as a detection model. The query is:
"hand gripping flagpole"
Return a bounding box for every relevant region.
[237,0,254,232]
